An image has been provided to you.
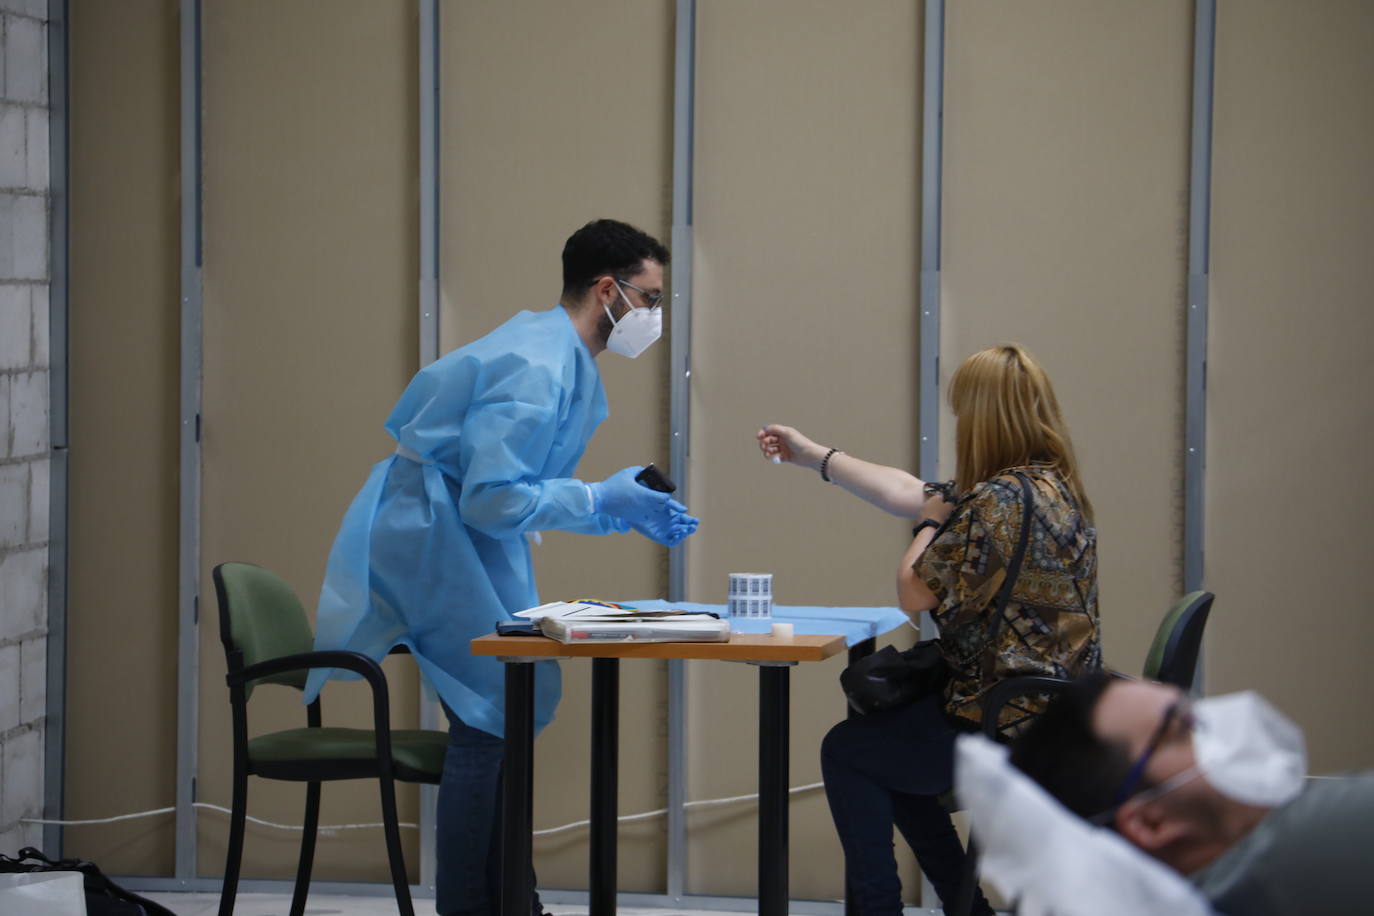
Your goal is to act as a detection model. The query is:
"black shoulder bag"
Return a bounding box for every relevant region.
[840,473,1035,715]
[0,847,178,916]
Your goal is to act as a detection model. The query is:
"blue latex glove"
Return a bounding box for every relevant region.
[588,466,680,523]
[589,466,700,547]
[631,507,700,547]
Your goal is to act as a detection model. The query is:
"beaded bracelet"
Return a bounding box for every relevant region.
[819,447,843,482]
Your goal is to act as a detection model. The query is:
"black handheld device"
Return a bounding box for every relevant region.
[635,463,677,494]
[495,620,541,637]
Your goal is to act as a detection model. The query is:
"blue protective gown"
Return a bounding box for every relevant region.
[303,306,628,737]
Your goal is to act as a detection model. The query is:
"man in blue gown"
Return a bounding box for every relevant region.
[304,219,698,915]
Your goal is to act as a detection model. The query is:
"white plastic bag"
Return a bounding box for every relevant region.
[0,870,88,915]
[955,734,1217,916]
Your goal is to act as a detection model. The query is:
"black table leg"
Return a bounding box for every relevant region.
[590,657,620,916]
[843,637,875,916]
[847,636,877,677]
[501,660,536,916]
[758,663,791,916]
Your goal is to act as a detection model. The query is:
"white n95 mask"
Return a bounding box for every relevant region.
[1191,691,1307,807]
[603,284,662,358]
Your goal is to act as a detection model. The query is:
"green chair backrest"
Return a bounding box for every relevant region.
[1142,590,1213,686]
[214,562,316,695]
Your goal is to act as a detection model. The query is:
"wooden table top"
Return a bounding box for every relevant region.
[470,632,848,663]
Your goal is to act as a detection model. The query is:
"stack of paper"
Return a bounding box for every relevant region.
[515,601,731,644]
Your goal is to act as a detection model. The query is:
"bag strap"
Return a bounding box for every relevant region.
[987,471,1035,644]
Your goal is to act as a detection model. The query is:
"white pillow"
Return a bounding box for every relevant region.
[955,734,1217,916]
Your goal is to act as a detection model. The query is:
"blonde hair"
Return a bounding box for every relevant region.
[949,344,1093,521]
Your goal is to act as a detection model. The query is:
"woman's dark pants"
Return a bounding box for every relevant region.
[821,694,993,916]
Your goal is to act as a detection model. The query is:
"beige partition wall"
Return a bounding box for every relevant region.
[197,1,420,881]
[441,0,676,893]
[688,0,923,901]
[1206,0,1374,772]
[64,0,181,876]
[942,0,1194,677]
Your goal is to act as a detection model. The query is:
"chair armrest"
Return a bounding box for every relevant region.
[227,649,387,693]
[227,650,397,763]
[981,675,1072,738]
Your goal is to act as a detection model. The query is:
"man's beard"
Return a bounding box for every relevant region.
[1160,785,1229,838]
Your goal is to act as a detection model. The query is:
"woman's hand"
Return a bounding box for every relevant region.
[917,492,954,524]
[757,424,827,470]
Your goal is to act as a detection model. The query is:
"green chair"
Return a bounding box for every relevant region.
[213,561,448,916]
[978,589,1216,725]
[1141,590,1215,689]
[951,590,1217,916]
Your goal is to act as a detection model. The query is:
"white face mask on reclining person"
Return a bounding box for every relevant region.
[602,282,662,358]
[1190,690,1307,807]
[1133,690,1309,810]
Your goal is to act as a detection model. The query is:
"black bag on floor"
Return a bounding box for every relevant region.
[0,846,178,916]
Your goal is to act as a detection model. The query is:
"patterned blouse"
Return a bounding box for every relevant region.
[916,465,1100,735]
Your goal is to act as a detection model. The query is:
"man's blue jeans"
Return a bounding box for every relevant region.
[820,694,992,916]
[435,704,544,916]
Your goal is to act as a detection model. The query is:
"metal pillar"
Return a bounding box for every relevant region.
[175,0,205,881]
[917,0,945,669]
[918,0,944,489]
[917,4,947,907]
[419,0,441,369]
[1184,0,1215,598]
[43,0,70,860]
[417,0,442,889]
[666,0,697,899]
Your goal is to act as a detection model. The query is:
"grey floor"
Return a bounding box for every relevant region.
[140,893,757,916]
[140,890,961,915]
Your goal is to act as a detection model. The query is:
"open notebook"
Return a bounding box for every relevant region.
[515,600,731,644]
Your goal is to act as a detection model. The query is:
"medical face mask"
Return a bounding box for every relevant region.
[1188,691,1307,808]
[603,283,662,358]
[1100,690,1307,824]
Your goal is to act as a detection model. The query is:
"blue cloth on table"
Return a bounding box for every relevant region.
[624,600,911,647]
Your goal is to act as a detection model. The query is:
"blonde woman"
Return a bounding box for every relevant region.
[759,344,1100,916]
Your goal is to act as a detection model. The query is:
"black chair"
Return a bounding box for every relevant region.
[951,590,1217,916]
[214,561,448,916]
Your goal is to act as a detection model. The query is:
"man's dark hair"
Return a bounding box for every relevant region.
[561,219,670,300]
[1009,673,1134,819]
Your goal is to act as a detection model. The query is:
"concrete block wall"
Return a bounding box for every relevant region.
[0,0,50,856]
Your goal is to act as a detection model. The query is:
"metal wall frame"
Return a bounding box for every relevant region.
[1184,0,1215,599]
[918,0,944,489]
[665,0,696,898]
[43,0,70,860]
[174,0,204,881]
[914,4,945,906]
[115,0,1215,906]
[416,0,442,892]
[419,0,441,372]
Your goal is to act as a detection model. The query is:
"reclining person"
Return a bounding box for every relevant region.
[1009,673,1374,916]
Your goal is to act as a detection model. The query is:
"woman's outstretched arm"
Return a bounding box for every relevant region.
[757,423,929,518]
